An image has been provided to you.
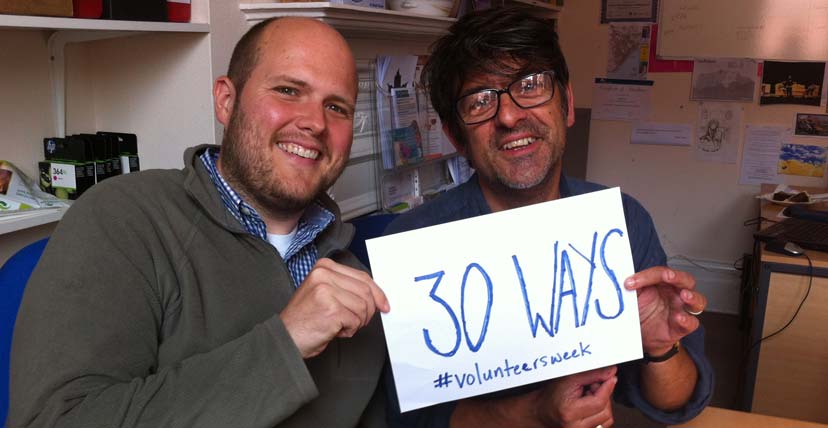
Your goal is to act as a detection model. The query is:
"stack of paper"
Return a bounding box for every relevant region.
[0,160,70,217]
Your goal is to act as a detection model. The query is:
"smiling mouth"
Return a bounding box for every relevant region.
[277,142,319,160]
[500,137,537,151]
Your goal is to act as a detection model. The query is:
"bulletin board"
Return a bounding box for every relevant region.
[657,0,828,61]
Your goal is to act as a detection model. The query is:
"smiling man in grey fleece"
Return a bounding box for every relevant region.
[9,17,389,428]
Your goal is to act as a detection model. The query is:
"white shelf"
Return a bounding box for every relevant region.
[240,2,455,38]
[0,208,67,235]
[240,1,559,38]
[0,14,209,32]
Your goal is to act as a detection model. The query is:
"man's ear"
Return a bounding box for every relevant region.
[565,83,575,128]
[214,76,237,127]
[442,122,467,158]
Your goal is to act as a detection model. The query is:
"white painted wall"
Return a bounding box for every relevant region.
[1,9,216,263]
[1,30,65,263]
[1,30,58,183]
[65,33,215,169]
[557,1,828,313]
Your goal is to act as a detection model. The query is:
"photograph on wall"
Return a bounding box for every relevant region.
[691,59,758,102]
[794,113,828,137]
[778,143,827,177]
[601,0,657,23]
[607,23,651,80]
[696,103,741,163]
[760,61,825,106]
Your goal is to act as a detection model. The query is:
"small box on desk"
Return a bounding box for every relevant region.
[43,137,88,163]
[42,136,95,200]
[38,161,95,201]
[166,0,190,22]
[78,133,117,182]
[74,0,103,18]
[97,131,140,173]
[101,0,167,21]
[0,0,72,17]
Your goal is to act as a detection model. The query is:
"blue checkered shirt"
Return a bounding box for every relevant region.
[200,148,334,287]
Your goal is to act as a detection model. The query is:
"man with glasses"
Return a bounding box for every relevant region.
[384,7,713,428]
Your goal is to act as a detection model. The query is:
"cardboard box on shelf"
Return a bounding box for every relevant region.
[0,0,73,17]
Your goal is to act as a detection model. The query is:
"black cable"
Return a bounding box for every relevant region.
[733,255,744,272]
[742,253,814,364]
[743,216,778,228]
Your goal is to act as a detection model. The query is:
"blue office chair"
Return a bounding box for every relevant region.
[347,213,398,272]
[0,238,48,428]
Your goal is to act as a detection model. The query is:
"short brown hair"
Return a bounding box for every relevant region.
[226,17,282,96]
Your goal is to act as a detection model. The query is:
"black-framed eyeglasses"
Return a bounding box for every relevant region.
[455,71,557,125]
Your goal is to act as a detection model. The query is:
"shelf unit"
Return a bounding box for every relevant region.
[240,1,561,36]
[2,1,563,236]
[0,13,212,236]
[0,208,67,235]
[240,2,455,39]
[0,14,208,32]
[238,1,560,215]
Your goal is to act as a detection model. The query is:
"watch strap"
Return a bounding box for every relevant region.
[642,342,680,363]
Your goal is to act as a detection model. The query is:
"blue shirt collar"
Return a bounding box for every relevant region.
[198,147,334,260]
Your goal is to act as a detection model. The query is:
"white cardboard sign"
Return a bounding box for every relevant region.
[367,187,642,412]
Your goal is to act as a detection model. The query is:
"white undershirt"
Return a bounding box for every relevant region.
[266,226,298,258]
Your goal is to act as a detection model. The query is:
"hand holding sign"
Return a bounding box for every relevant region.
[368,188,643,412]
[534,365,618,428]
[280,258,389,358]
[450,365,618,428]
[625,267,707,355]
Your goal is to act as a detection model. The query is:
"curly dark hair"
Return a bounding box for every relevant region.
[420,7,570,146]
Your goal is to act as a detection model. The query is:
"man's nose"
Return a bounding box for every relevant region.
[296,103,326,135]
[494,93,527,128]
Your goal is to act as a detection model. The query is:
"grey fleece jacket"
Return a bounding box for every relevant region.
[9,145,386,428]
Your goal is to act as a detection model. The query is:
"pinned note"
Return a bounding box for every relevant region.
[367,187,643,412]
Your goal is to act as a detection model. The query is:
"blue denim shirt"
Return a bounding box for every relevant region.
[383,174,714,427]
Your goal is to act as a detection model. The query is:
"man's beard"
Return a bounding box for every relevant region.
[489,122,563,190]
[219,105,338,216]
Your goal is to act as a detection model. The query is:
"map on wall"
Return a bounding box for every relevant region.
[607,23,651,80]
[658,0,828,61]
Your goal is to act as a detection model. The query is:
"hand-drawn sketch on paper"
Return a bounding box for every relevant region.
[696,103,741,163]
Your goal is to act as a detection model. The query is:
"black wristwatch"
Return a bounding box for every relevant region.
[642,342,680,363]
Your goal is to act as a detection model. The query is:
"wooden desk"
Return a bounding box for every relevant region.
[743,185,828,423]
[671,406,828,428]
